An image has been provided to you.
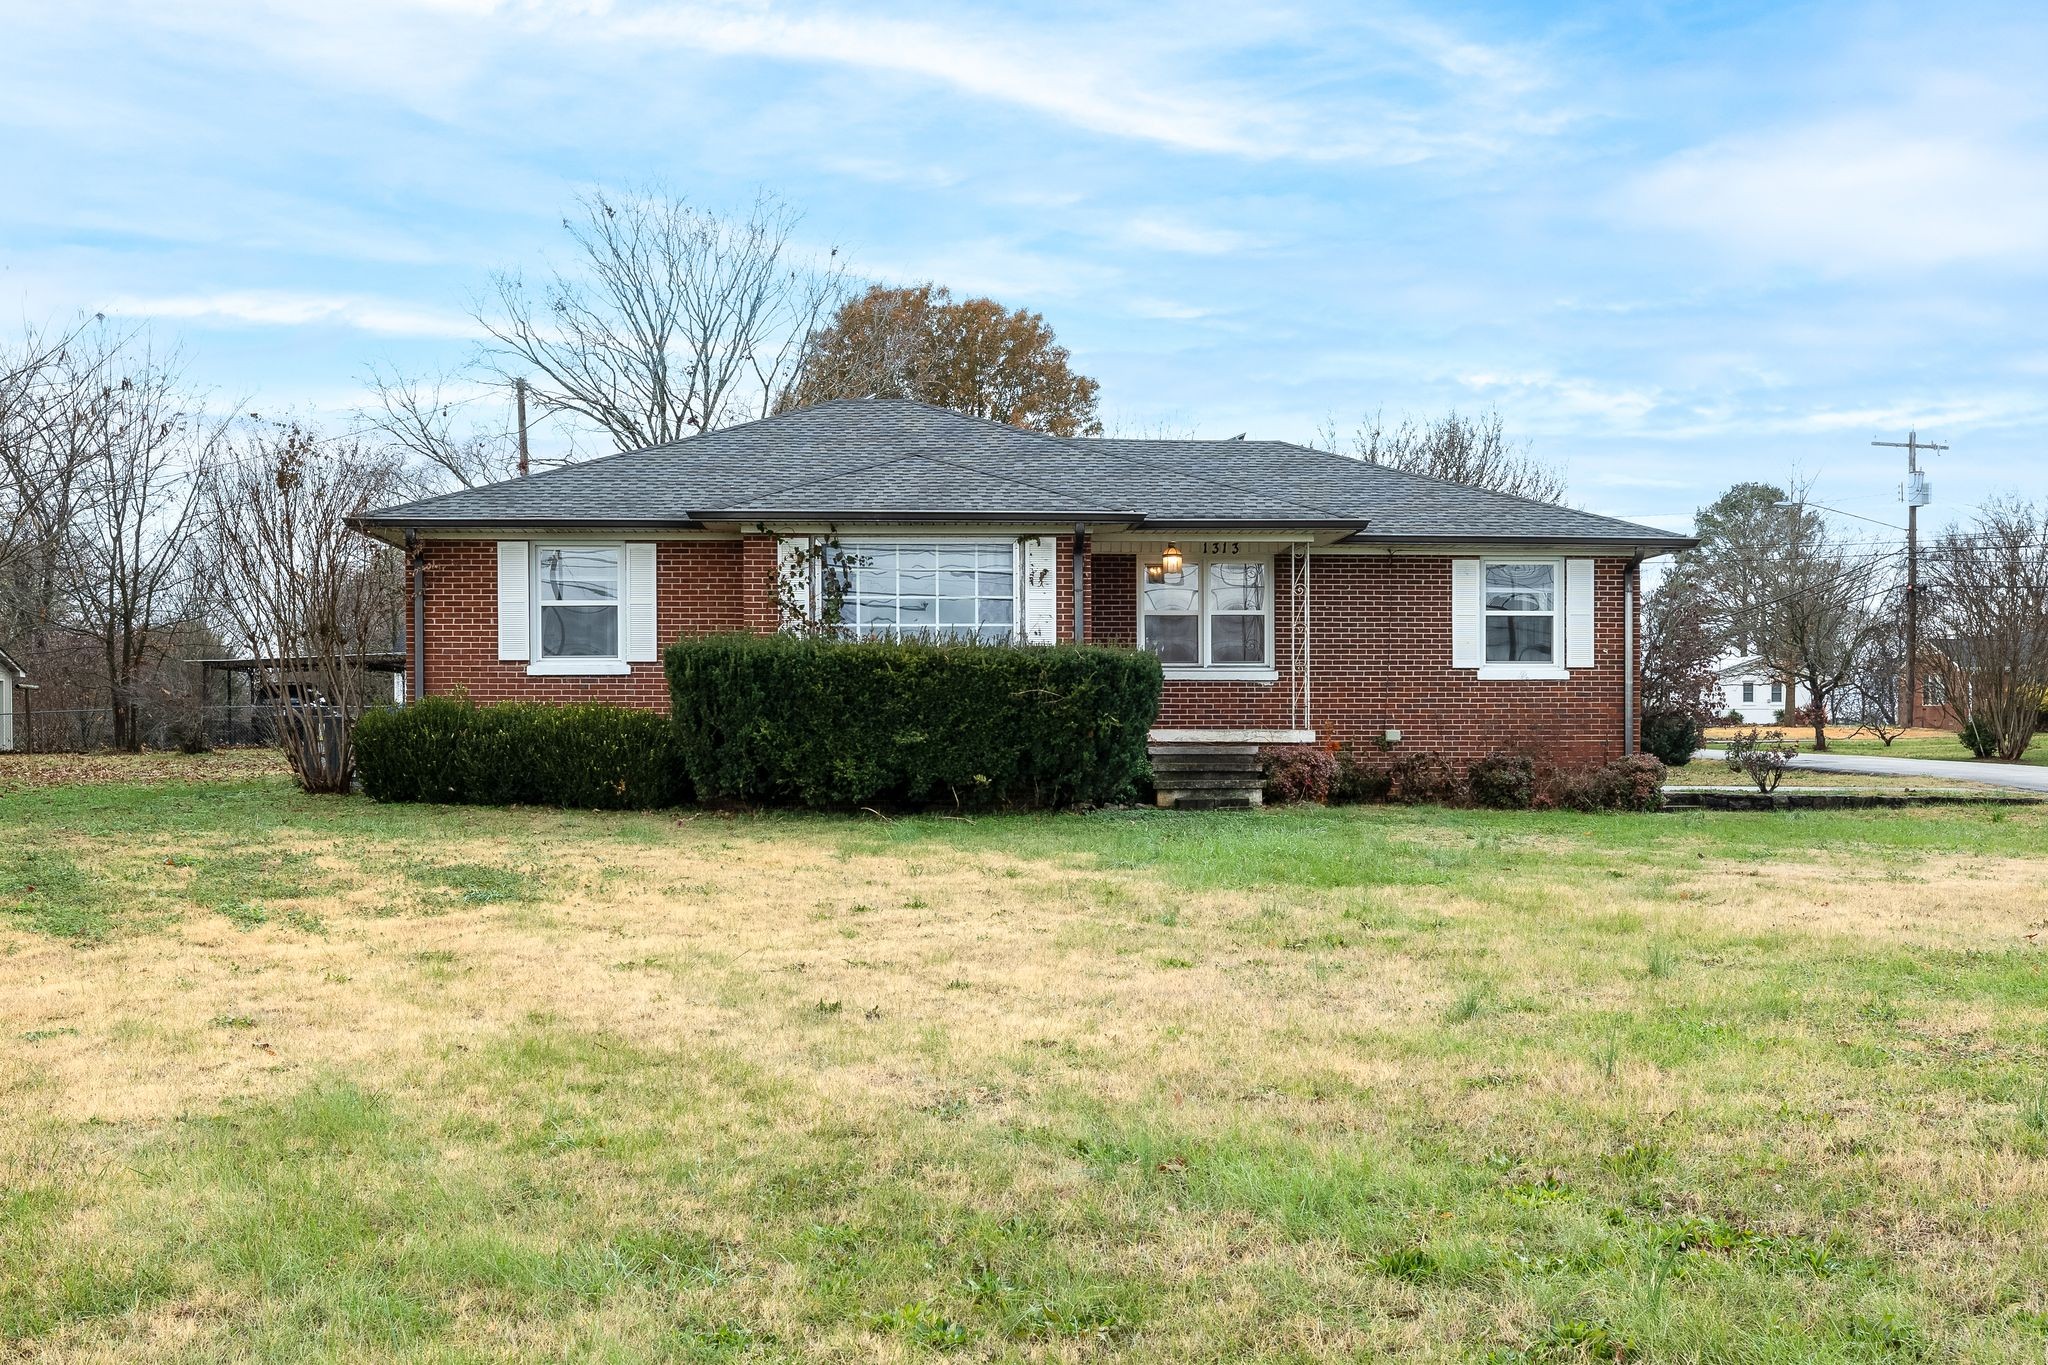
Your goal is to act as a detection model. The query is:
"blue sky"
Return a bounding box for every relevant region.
[5,0,2046,538]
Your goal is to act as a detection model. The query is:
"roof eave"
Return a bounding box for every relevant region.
[349,515,707,531]
[1343,531,1698,553]
[1129,517,1368,532]
[702,508,1133,524]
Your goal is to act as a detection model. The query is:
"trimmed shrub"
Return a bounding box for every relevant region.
[1263,747,1338,805]
[1388,748,1463,806]
[1640,709,1704,769]
[1331,747,1392,804]
[1548,755,1667,812]
[354,696,687,809]
[1467,751,1536,810]
[665,634,1161,810]
[1602,754,1667,811]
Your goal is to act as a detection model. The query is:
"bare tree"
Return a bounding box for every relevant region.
[356,362,517,490]
[1318,408,1565,503]
[1750,509,1894,752]
[476,187,848,449]
[203,422,406,791]
[0,319,97,632]
[1925,499,2048,761]
[1845,587,1911,745]
[52,329,224,750]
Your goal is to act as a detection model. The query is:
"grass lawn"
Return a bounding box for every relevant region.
[1702,727,2048,768]
[1661,757,1997,793]
[3,755,2046,1362]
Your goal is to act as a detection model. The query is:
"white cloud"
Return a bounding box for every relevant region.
[101,0,1563,167]
[1115,215,1258,256]
[1623,111,2048,273]
[100,290,479,338]
[594,3,1357,161]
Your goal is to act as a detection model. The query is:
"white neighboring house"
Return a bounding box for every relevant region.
[0,647,26,752]
[1714,653,1805,725]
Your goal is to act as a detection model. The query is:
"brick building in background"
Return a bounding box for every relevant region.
[353,399,1694,769]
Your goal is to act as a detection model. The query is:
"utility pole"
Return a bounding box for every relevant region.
[514,377,531,478]
[1872,430,1945,729]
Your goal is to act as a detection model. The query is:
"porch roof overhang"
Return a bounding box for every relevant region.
[195,652,409,675]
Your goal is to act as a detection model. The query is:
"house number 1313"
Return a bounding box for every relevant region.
[1198,541,1241,555]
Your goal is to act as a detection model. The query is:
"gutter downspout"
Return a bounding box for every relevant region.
[1072,523,1086,642]
[406,529,425,703]
[1624,553,1641,756]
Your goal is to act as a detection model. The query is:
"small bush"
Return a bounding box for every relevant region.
[666,634,1160,810]
[1603,754,1666,811]
[354,696,687,809]
[1263,747,1338,805]
[1388,749,1463,805]
[1959,716,1998,759]
[1640,709,1704,768]
[1331,747,1392,804]
[1723,727,1798,793]
[1467,751,1536,810]
[1548,755,1667,812]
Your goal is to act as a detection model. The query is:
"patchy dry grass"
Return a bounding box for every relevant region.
[0,748,284,793]
[3,761,2047,1361]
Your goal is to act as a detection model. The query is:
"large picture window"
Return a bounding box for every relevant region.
[1139,558,1270,670]
[1483,561,1556,664]
[537,545,620,659]
[829,541,1016,642]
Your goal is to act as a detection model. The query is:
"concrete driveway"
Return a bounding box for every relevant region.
[1696,748,2048,793]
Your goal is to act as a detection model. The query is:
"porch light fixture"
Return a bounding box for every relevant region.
[1144,562,1165,583]
[1160,542,1183,575]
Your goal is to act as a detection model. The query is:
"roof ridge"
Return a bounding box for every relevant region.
[1070,437,1357,523]
[725,448,1117,514]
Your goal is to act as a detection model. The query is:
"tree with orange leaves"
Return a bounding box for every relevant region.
[783,284,1102,436]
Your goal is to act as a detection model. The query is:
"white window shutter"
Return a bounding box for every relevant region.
[624,542,658,661]
[1022,538,1057,644]
[496,540,529,661]
[1565,559,1595,669]
[775,536,811,631]
[1450,558,1483,668]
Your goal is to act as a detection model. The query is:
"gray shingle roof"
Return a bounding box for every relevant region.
[357,397,1692,548]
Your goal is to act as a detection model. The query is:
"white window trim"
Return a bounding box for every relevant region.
[1477,664,1570,681]
[1140,555,1279,683]
[822,538,1023,643]
[1478,557,1564,679]
[526,541,629,677]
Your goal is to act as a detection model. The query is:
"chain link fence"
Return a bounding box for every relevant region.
[6,702,399,753]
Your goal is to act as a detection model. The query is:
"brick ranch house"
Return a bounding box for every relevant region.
[352,398,1695,767]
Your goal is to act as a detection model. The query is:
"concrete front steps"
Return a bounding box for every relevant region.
[1149,742,1265,809]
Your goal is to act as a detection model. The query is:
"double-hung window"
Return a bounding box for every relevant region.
[1482,562,1557,664]
[829,541,1016,642]
[1139,558,1271,672]
[1742,682,1756,704]
[537,545,620,659]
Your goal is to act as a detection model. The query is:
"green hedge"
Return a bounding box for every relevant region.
[354,696,687,809]
[666,634,1161,810]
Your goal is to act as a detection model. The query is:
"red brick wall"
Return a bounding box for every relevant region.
[1093,552,1636,765]
[408,538,748,709]
[409,536,1639,762]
